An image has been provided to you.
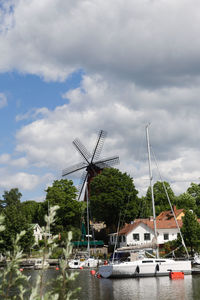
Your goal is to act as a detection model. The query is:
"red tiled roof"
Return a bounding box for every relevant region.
[156,206,184,221]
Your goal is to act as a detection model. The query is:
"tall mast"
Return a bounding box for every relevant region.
[146,124,159,258]
[86,183,90,257]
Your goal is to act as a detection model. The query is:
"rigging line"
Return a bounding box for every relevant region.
[112,193,132,262]
[164,244,183,258]
[151,146,190,259]
[112,211,122,264]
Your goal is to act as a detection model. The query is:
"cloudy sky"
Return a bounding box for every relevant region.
[0,0,200,201]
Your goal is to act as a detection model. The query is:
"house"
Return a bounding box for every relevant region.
[31,224,43,244]
[109,206,185,249]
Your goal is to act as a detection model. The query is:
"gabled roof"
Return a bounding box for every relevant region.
[119,219,154,236]
[156,206,184,221]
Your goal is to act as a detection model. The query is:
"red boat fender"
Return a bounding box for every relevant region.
[80,266,83,269]
[90,270,96,276]
[55,267,59,270]
[104,260,108,265]
[169,272,184,279]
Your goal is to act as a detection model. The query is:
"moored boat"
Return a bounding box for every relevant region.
[99,258,191,278]
[34,259,49,270]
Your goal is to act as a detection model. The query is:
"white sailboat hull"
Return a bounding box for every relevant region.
[69,257,100,269]
[99,259,192,278]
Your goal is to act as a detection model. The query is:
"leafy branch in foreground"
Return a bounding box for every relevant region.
[0,215,30,299]
[0,207,80,300]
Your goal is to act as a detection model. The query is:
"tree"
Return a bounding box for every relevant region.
[0,188,22,210]
[187,183,200,216]
[137,196,152,218]
[90,168,139,232]
[45,179,84,234]
[181,210,200,255]
[176,192,197,211]
[146,181,175,215]
[20,200,45,226]
[0,189,34,253]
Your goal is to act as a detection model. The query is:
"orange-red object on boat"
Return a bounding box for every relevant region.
[90,270,96,275]
[80,266,83,269]
[169,271,184,279]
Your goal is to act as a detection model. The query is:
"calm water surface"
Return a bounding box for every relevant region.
[23,269,200,300]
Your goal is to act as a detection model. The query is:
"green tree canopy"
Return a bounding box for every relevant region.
[90,168,139,232]
[146,181,175,215]
[176,192,197,211]
[20,200,45,226]
[187,183,200,216]
[181,210,200,255]
[0,189,34,253]
[45,179,84,234]
[0,188,22,210]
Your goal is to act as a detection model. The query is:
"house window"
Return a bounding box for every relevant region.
[133,233,140,241]
[144,233,150,241]
[164,233,169,240]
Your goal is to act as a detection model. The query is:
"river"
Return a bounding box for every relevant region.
[22,268,200,300]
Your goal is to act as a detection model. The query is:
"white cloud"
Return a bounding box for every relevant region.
[12,74,200,196]
[1,0,200,198]
[0,93,8,108]
[0,0,200,85]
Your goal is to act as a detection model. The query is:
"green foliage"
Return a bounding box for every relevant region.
[146,181,175,215]
[176,192,197,211]
[181,210,200,255]
[90,168,139,231]
[187,183,200,216]
[0,217,30,299]
[20,201,45,226]
[163,238,185,258]
[45,179,83,234]
[0,189,35,253]
[137,196,152,218]
[0,188,22,210]
[0,207,80,299]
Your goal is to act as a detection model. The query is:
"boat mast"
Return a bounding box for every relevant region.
[146,124,159,258]
[86,182,90,257]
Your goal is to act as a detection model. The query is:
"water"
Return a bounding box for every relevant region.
[22,269,200,300]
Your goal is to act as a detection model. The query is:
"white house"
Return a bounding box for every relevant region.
[109,207,185,249]
[31,224,43,244]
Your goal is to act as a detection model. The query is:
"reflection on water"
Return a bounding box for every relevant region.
[7,269,200,300]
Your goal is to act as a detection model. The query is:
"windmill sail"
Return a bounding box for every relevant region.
[62,130,120,200]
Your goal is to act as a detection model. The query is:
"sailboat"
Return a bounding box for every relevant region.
[98,125,192,278]
[68,184,100,269]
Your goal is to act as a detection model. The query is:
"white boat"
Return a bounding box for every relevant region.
[99,125,192,278]
[68,256,99,269]
[99,258,191,278]
[34,259,49,270]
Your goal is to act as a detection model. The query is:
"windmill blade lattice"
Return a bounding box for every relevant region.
[62,130,120,200]
[91,130,107,162]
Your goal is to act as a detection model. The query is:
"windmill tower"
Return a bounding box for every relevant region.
[62,130,120,200]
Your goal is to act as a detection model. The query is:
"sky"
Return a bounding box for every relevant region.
[0,0,200,202]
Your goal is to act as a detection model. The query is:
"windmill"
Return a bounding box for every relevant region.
[62,130,120,200]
